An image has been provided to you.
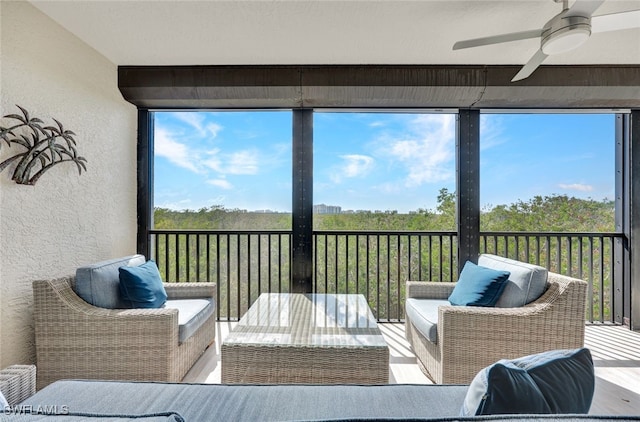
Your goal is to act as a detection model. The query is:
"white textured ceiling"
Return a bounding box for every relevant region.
[30,0,640,67]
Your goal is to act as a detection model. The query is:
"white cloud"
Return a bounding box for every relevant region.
[343,154,374,177]
[172,113,222,138]
[558,183,594,192]
[155,126,262,178]
[202,149,260,175]
[227,150,260,175]
[385,114,455,187]
[154,128,200,173]
[207,179,233,190]
[480,114,507,150]
[202,149,223,173]
[156,196,230,211]
[331,154,375,183]
[155,199,193,211]
[561,153,596,163]
[374,181,402,194]
[206,123,223,138]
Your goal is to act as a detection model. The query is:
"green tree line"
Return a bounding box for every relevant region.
[153,190,616,321]
[155,189,614,233]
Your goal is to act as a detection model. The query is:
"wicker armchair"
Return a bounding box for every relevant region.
[405,271,588,384]
[33,277,216,390]
[0,365,36,406]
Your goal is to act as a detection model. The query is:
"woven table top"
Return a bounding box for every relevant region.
[223,293,387,348]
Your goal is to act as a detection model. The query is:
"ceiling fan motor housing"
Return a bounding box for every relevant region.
[541,14,592,55]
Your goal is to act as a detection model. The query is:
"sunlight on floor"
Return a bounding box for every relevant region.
[184,321,640,415]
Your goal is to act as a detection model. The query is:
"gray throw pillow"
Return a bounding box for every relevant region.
[478,254,548,307]
[75,255,146,309]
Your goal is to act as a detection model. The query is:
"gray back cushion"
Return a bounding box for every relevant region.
[478,254,548,308]
[75,255,146,309]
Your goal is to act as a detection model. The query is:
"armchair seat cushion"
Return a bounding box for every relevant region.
[405,298,449,344]
[478,254,548,308]
[75,255,146,309]
[165,298,215,343]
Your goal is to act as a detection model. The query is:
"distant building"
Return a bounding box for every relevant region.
[313,204,342,214]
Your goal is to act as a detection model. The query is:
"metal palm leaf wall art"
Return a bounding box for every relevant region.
[0,105,87,185]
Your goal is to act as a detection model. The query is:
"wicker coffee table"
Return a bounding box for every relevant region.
[221,293,389,384]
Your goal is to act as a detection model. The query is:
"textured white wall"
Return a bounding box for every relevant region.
[0,2,137,366]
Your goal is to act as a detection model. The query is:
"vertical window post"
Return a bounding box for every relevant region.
[615,113,629,325]
[629,110,640,329]
[137,109,154,258]
[456,109,480,270]
[291,109,313,292]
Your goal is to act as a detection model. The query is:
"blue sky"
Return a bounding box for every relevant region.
[154,111,615,213]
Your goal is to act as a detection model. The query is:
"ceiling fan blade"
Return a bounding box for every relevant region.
[453,29,543,50]
[565,0,605,18]
[592,9,640,33]
[511,49,549,82]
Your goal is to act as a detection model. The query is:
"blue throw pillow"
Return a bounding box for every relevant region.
[461,348,595,416]
[118,260,167,308]
[448,261,510,306]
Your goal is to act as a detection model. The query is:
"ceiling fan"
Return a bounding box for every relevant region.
[453,0,640,82]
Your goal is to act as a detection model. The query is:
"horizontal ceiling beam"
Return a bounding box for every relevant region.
[118,65,640,109]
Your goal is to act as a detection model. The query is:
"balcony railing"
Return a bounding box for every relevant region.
[314,230,457,321]
[149,229,624,323]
